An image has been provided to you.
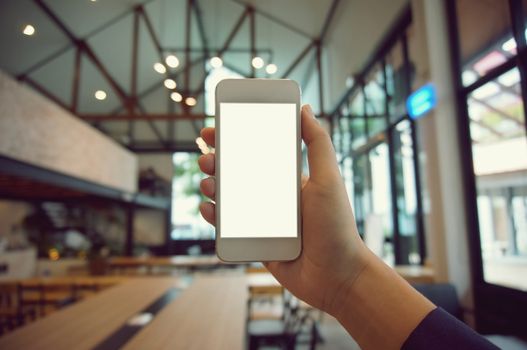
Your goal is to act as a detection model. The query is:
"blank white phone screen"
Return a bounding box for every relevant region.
[219,103,297,238]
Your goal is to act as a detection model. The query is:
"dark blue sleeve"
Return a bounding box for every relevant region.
[402,308,499,350]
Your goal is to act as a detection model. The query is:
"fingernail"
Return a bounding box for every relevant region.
[304,104,315,118]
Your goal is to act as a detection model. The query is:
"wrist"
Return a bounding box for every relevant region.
[329,248,435,349]
[325,244,374,318]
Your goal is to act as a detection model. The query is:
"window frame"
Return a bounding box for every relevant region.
[445,0,527,335]
[330,5,426,266]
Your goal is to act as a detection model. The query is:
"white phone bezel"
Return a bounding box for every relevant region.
[215,79,302,262]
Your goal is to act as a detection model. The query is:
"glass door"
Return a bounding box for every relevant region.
[352,141,394,265]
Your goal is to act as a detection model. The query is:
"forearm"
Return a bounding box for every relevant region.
[331,250,435,350]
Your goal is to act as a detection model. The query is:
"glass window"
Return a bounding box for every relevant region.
[171,152,214,240]
[342,156,354,206]
[340,116,351,157]
[406,24,418,92]
[332,114,342,162]
[328,14,423,266]
[364,66,386,136]
[352,144,394,265]
[352,154,369,237]
[386,41,408,119]
[393,120,421,264]
[349,92,367,148]
[468,69,527,291]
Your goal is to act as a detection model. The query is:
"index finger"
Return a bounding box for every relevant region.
[200,127,215,147]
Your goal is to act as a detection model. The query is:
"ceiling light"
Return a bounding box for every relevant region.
[164,78,176,89]
[265,63,277,74]
[94,90,107,100]
[185,97,197,106]
[170,92,182,102]
[210,56,223,69]
[22,24,35,36]
[153,62,166,74]
[251,56,264,69]
[165,55,179,68]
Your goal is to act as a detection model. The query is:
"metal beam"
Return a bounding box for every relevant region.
[111,56,207,115]
[217,8,249,57]
[78,40,132,112]
[185,0,192,96]
[20,76,70,112]
[34,0,76,42]
[138,5,163,57]
[193,0,210,58]
[301,53,316,91]
[139,1,173,146]
[34,0,133,113]
[71,46,82,113]
[319,0,341,42]
[280,41,314,79]
[135,103,169,147]
[316,42,325,115]
[131,9,140,101]
[17,45,72,82]
[80,113,207,122]
[18,1,144,80]
[249,7,256,77]
[129,8,140,143]
[163,47,272,54]
[230,0,312,39]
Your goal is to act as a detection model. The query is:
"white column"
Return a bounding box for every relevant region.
[411,0,474,324]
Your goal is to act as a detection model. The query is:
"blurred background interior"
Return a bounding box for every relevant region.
[0,0,526,349]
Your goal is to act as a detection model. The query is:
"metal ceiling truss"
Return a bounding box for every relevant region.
[16,0,342,153]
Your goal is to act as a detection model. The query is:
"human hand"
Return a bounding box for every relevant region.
[198,104,371,316]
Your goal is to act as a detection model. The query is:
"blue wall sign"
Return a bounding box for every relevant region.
[406,83,437,120]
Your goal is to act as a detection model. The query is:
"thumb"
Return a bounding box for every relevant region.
[301,104,340,183]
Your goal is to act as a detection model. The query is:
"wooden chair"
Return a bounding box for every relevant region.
[0,282,36,335]
[19,281,75,317]
[72,280,99,301]
[246,266,283,320]
[247,291,317,350]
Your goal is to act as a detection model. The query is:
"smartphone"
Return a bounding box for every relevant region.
[215,79,302,262]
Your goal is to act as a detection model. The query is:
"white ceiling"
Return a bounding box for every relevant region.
[0,0,408,148]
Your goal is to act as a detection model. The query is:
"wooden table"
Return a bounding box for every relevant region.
[0,277,178,349]
[247,273,283,295]
[394,265,435,284]
[109,255,224,273]
[0,275,248,350]
[0,276,129,316]
[124,275,247,350]
[16,275,127,289]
